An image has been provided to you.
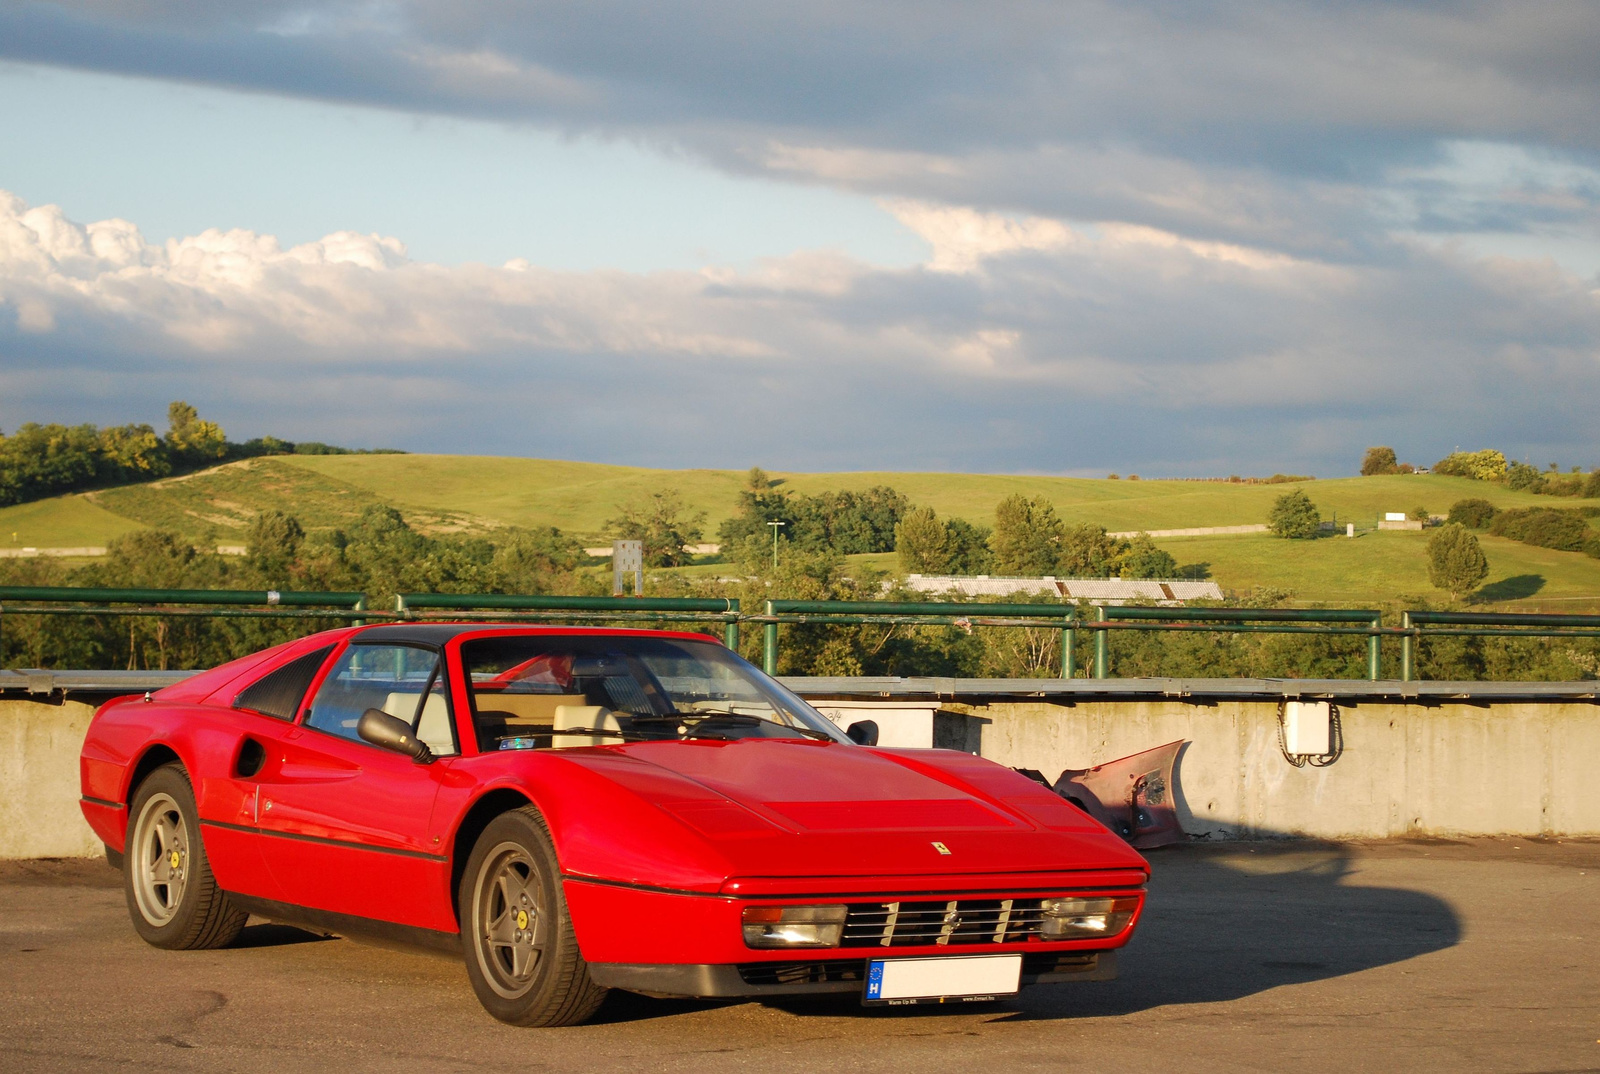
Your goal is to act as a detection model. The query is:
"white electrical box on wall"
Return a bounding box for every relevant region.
[1283,700,1332,755]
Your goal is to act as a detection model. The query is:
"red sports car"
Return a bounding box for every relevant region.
[79,624,1149,1025]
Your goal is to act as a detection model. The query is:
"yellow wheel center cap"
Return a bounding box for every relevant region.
[516,909,529,931]
[169,850,181,869]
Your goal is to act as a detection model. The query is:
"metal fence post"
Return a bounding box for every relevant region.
[1061,618,1076,679]
[1401,611,1414,682]
[763,600,778,675]
[725,617,740,651]
[1093,606,1110,679]
[1367,614,1382,681]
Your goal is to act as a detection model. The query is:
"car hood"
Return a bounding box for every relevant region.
[561,739,1147,884]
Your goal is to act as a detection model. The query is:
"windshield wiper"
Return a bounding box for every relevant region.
[547,727,663,742]
[635,711,835,741]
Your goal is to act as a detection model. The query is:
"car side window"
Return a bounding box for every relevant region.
[304,644,458,757]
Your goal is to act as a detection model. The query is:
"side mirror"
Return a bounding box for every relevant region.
[845,719,879,746]
[358,708,435,764]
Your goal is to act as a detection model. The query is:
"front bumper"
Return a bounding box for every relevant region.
[589,949,1116,998]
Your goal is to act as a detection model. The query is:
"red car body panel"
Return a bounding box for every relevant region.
[82,624,1150,983]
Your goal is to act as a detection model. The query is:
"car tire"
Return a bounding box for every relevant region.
[124,762,248,950]
[460,806,608,1026]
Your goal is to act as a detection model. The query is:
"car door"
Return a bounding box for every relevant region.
[198,644,339,903]
[253,642,459,933]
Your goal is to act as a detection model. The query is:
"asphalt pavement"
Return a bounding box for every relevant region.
[2,838,1597,1073]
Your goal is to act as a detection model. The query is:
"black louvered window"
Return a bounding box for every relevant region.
[234,646,334,721]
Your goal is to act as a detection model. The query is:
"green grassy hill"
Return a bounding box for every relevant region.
[2,453,1596,608]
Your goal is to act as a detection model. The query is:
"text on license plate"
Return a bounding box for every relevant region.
[864,954,1022,1004]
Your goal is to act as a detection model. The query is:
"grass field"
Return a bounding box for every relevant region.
[3,453,1598,607]
[277,455,1568,533]
[0,494,143,549]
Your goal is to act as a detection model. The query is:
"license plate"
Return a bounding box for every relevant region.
[863,954,1023,1005]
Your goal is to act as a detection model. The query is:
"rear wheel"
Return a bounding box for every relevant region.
[124,763,247,950]
[460,806,607,1026]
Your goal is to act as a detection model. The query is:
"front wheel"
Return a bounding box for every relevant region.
[124,763,247,949]
[460,807,607,1026]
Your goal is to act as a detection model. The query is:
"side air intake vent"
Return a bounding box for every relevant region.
[234,646,333,721]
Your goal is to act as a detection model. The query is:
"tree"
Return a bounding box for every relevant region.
[165,401,226,463]
[895,506,950,574]
[1117,533,1178,579]
[98,423,171,480]
[1427,523,1489,600]
[1267,489,1321,539]
[1057,523,1126,577]
[1447,499,1498,529]
[245,510,304,584]
[1360,446,1398,476]
[607,490,707,567]
[944,518,993,574]
[745,466,772,492]
[490,527,585,594]
[990,495,1062,575]
[1583,471,1600,499]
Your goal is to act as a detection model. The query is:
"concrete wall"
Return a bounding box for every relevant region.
[3,692,1598,859]
[0,697,102,859]
[964,698,1600,839]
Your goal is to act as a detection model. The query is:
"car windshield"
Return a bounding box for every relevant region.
[461,634,851,751]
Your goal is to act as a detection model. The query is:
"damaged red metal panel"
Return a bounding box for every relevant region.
[1052,740,1185,849]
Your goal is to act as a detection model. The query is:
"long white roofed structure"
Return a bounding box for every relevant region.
[903,575,1223,605]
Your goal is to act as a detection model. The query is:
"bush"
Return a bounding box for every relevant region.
[1267,489,1321,539]
[1505,460,1545,492]
[1584,472,1600,499]
[1447,498,1498,529]
[1489,508,1592,552]
[1427,524,1489,599]
[1433,449,1508,481]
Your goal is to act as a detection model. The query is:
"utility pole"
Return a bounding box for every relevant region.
[767,520,786,570]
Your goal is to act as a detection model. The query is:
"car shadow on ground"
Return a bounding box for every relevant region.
[232,922,336,949]
[703,840,1462,1025]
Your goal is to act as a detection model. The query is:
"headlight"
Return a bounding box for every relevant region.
[1039,896,1139,939]
[741,905,847,948]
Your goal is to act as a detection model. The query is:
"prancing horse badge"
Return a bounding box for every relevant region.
[931,841,952,855]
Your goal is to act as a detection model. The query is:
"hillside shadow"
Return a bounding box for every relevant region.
[1475,574,1545,602]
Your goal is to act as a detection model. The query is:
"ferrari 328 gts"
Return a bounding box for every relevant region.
[79,624,1149,1025]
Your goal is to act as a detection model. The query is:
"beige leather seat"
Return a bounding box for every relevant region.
[552,705,624,747]
[384,691,457,756]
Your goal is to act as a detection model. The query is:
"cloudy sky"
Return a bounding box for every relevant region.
[1,1,1598,476]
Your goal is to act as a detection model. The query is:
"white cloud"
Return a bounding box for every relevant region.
[2,190,1597,474]
[883,201,1074,274]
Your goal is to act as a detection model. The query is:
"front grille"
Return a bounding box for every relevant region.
[738,960,869,986]
[841,898,1047,947]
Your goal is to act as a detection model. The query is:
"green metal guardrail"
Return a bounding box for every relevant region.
[7,586,1600,684]
[395,593,742,649]
[1090,605,1386,681]
[0,586,369,659]
[761,598,1078,676]
[1400,610,1600,681]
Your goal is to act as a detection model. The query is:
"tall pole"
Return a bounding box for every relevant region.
[767,520,786,570]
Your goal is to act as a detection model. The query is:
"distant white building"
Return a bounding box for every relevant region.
[903,575,1224,605]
